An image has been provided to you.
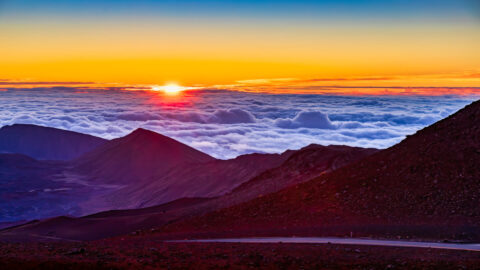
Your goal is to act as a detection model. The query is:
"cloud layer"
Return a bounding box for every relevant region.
[0,87,476,159]
[275,111,336,129]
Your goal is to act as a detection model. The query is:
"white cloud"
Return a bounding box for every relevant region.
[0,87,476,159]
[210,109,256,124]
[190,141,218,148]
[275,111,336,129]
[116,112,163,121]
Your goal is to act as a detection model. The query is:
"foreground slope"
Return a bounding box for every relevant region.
[162,100,480,240]
[0,124,106,160]
[226,144,378,204]
[1,239,479,269]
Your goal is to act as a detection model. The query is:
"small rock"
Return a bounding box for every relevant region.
[65,247,86,255]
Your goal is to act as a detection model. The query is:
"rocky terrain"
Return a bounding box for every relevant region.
[1,238,479,269]
[158,100,480,241]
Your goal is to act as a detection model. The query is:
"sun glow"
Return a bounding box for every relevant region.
[152,83,186,95]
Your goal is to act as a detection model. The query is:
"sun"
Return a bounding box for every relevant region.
[162,84,183,94]
[152,83,186,95]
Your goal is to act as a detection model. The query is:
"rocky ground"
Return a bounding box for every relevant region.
[1,237,479,269]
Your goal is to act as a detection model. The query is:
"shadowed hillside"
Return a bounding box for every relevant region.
[0,126,295,222]
[0,143,375,240]
[160,100,480,241]
[0,124,107,160]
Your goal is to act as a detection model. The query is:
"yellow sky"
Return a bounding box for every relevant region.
[1,17,480,88]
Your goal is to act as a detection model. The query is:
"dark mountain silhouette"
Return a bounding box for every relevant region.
[73,128,215,185]
[0,124,106,160]
[160,100,480,241]
[227,144,378,202]
[72,128,295,210]
[94,150,296,210]
[0,144,376,240]
[0,126,297,224]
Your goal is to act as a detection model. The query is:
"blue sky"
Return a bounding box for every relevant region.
[1,0,478,20]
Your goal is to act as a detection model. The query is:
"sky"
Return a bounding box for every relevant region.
[1,1,479,157]
[1,0,480,89]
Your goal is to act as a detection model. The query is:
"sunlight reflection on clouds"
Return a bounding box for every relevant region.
[0,87,476,159]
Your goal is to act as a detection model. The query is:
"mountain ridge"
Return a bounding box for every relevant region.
[0,142,377,240]
[0,124,107,160]
[72,127,215,185]
[3,125,368,226]
[158,99,480,241]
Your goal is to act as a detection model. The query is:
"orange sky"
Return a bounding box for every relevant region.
[1,4,480,91]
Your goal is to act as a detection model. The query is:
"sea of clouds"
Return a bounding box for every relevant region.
[0,87,477,159]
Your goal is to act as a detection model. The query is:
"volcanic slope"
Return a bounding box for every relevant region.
[161,100,480,241]
[0,144,376,240]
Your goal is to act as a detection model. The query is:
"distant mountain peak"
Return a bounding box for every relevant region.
[1,123,59,132]
[123,128,190,146]
[73,128,215,185]
[130,127,156,136]
[0,124,107,160]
